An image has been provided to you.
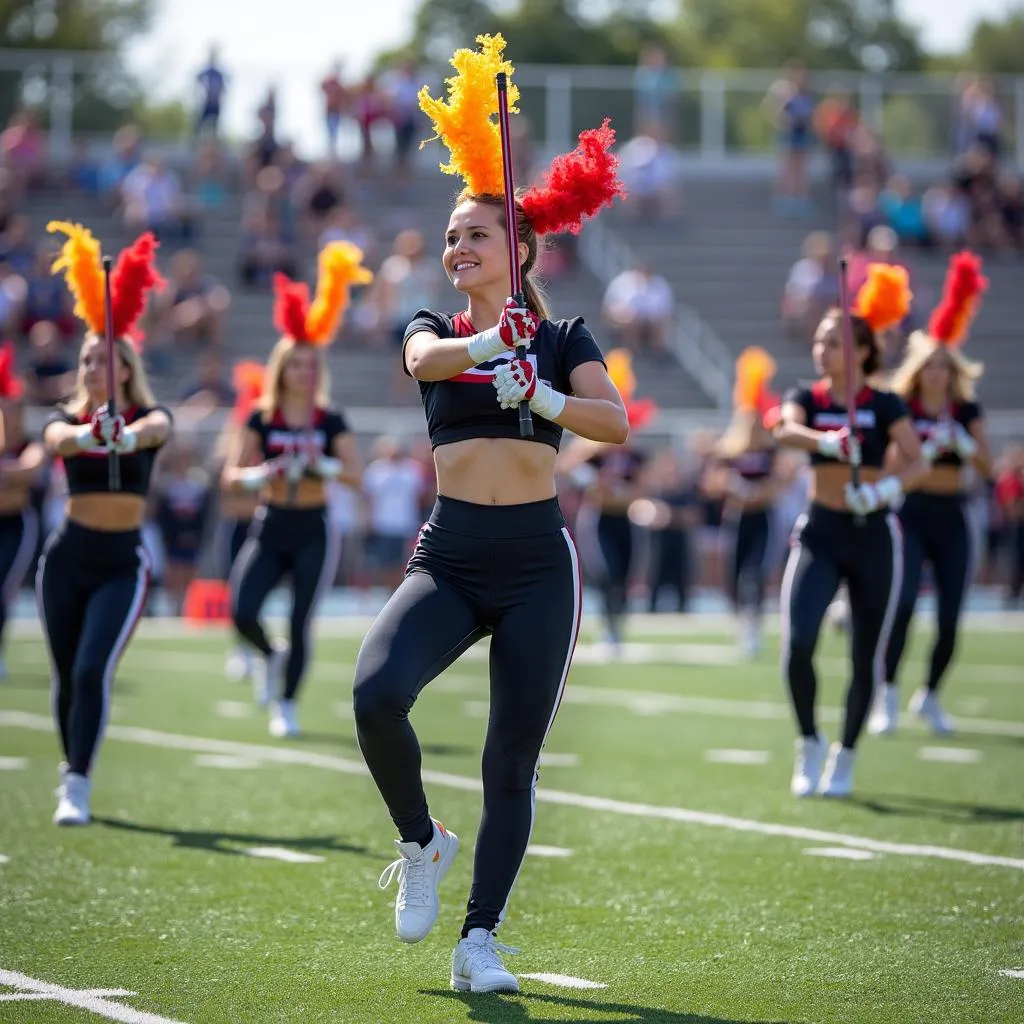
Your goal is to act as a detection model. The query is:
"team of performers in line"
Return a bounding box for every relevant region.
[0,33,1000,995]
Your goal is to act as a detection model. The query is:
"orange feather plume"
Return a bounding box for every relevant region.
[232,361,266,424]
[47,220,106,335]
[853,263,913,333]
[418,33,516,196]
[733,346,776,412]
[928,251,987,348]
[605,347,657,431]
[0,340,23,400]
[305,241,374,345]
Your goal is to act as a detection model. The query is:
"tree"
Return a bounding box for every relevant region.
[963,8,1024,74]
[0,0,154,133]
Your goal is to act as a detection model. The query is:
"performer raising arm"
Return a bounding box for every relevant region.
[353,35,626,994]
[775,264,928,799]
[872,252,993,736]
[223,244,366,737]
[38,223,169,826]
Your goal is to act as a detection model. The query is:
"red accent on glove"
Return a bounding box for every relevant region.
[498,299,540,349]
[836,427,860,462]
[508,359,537,399]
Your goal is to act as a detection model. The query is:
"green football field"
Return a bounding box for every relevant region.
[1,613,1022,1024]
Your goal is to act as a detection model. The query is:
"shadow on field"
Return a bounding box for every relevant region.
[421,989,797,1023]
[853,793,1024,824]
[294,729,476,759]
[94,816,386,860]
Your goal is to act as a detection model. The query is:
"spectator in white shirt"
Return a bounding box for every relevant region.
[602,262,674,355]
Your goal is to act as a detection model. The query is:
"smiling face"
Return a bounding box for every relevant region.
[443,199,527,297]
[812,315,846,377]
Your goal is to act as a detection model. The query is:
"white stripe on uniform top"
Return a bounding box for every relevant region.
[91,546,151,772]
[777,512,808,684]
[1,506,39,608]
[497,526,583,929]
[873,514,904,690]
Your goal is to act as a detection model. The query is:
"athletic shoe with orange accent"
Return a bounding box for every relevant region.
[377,818,459,943]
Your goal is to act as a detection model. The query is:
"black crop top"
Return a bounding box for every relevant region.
[403,309,605,450]
[730,447,775,481]
[785,381,908,469]
[245,406,349,472]
[46,405,172,497]
[907,397,981,468]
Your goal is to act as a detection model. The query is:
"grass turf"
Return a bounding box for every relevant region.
[1,616,1022,1023]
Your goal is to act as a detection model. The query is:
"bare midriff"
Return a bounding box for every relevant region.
[67,493,147,531]
[808,464,885,512]
[0,485,30,516]
[910,464,964,496]
[434,437,557,505]
[259,477,328,510]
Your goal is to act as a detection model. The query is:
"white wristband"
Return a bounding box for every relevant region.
[313,456,342,479]
[466,326,507,365]
[529,381,566,421]
[237,466,268,492]
[875,476,903,507]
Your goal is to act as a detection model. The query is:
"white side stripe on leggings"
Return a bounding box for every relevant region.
[777,512,808,683]
[2,506,38,608]
[498,526,583,928]
[875,513,904,688]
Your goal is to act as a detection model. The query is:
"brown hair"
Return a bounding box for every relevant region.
[455,189,551,320]
[818,308,882,376]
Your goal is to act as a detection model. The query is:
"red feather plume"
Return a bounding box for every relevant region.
[0,340,23,400]
[272,273,311,343]
[110,233,165,343]
[521,119,625,236]
[928,251,988,348]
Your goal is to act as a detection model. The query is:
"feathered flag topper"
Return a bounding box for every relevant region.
[606,347,657,431]
[0,340,23,400]
[928,251,987,348]
[853,263,913,334]
[232,361,266,425]
[47,222,165,346]
[733,346,776,413]
[419,34,625,236]
[272,241,373,346]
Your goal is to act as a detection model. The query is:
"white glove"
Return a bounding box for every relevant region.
[844,476,903,516]
[952,423,978,460]
[236,465,270,492]
[817,428,861,465]
[466,298,540,364]
[492,359,566,421]
[310,455,342,479]
[74,425,103,452]
[110,428,139,454]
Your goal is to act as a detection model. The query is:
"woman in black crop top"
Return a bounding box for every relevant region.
[353,41,626,991]
[36,222,170,827]
[711,347,782,658]
[774,266,928,800]
[223,252,364,738]
[0,348,45,680]
[872,252,994,738]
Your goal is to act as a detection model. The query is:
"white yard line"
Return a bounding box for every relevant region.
[2,711,1021,873]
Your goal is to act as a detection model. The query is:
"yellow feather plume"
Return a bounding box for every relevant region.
[733,347,776,412]
[47,220,106,335]
[417,33,518,196]
[304,241,374,346]
[605,348,636,402]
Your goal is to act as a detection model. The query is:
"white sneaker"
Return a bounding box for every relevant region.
[253,643,288,707]
[791,734,828,797]
[377,819,459,944]
[225,646,253,682]
[738,618,762,659]
[868,683,900,735]
[819,743,855,798]
[909,688,955,735]
[451,928,520,994]
[269,699,299,738]
[53,771,92,826]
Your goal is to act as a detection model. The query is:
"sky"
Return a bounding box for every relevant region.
[124,0,1015,158]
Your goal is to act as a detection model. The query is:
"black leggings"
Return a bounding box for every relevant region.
[727,509,771,614]
[596,511,632,640]
[37,522,150,776]
[230,506,340,701]
[648,527,690,612]
[781,505,902,750]
[0,507,38,654]
[353,496,581,937]
[885,493,972,694]
[216,517,253,580]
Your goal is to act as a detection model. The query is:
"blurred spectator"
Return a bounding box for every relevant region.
[382,57,421,181]
[814,88,859,199]
[617,127,681,220]
[878,175,929,247]
[955,76,1003,159]
[843,184,886,249]
[196,45,227,140]
[354,74,390,172]
[763,62,816,214]
[999,171,1024,249]
[922,182,970,249]
[246,86,279,181]
[21,247,76,340]
[189,140,230,212]
[953,146,1014,250]
[0,261,26,335]
[602,263,674,355]
[152,249,230,351]
[179,350,235,406]
[25,320,74,406]
[122,154,193,245]
[321,60,350,159]
[318,204,377,264]
[67,139,99,196]
[0,216,35,277]
[634,45,679,139]
[850,124,889,194]
[1,110,46,194]
[362,435,426,590]
[294,161,346,242]
[781,231,834,342]
[97,124,142,208]
[238,207,297,290]
[373,229,444,347]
